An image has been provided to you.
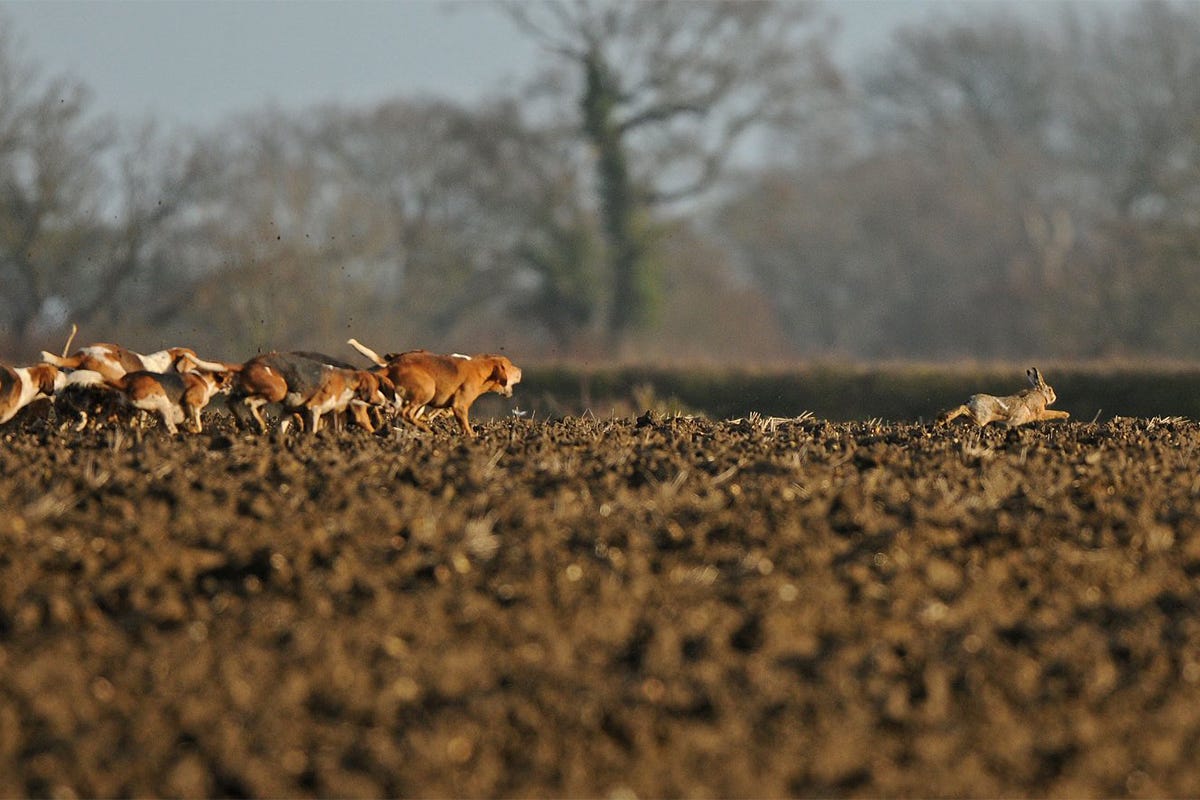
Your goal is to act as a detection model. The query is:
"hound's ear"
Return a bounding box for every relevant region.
[39,365,62,393]
[488,362,508,386]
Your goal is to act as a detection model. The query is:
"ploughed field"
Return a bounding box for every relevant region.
[2,411,1200,797]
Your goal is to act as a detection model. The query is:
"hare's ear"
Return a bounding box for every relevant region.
[1027,367,1045,388]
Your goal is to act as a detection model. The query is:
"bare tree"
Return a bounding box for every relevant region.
[307,98,601,353]
[1056,1,1200,355]
[718,1,1200,362]
[857,11,1080,357]
[158,98,600,357]
[0,25,113,354]
[504,0,839,355]
[0,22,211,358]
[1057,1,1200,221]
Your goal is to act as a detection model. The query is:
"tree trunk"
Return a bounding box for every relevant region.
[580,48,652,357]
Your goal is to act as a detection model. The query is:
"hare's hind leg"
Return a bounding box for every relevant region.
[938,405,971,424]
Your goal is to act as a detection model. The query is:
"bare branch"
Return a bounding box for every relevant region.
[498,1,588,59]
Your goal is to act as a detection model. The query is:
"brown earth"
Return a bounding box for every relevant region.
[2,409,1200,798]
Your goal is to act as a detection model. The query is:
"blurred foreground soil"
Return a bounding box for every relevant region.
[2,412,1200,797]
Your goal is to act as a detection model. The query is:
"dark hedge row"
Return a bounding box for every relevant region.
[516,363,1200,422]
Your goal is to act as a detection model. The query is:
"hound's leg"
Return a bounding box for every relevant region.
[181,386,208,434]
[402,404,431,430]
[246,397,270,433]
[451,404,474,438]
[349,401,375,433]
[156,405,179,435]
[277,411,304,434]
[228,398,248,429]
[186,403,203,434]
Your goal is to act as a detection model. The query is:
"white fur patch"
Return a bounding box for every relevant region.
[66,370,107,388]
[0,369,38,424]
[140,350,176,373]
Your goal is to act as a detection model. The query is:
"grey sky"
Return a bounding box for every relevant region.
[1,0,941,129]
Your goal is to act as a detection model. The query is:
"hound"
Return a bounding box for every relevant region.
[55,370,126,431]
[41,340,228,384]
[0,362,66,425]
[347,339,521,437]
[122,369,233,435]
[230,352,393,434]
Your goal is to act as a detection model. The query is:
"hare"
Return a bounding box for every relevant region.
[938,367,1069,428]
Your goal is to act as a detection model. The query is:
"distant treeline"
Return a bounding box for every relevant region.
[512,364,1200,422]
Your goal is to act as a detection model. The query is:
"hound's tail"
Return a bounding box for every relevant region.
[180,354,240,373]
[347,338,388,367]
[40,351,83,369]
[62,323,78,357]
[41,324,81,368]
